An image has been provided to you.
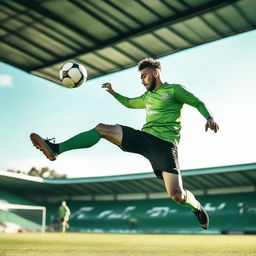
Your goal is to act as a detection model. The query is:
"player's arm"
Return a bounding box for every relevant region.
[66,207,71,218]
[102,82,145,109]
[174,85,219,133]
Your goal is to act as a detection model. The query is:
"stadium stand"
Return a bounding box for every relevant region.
[45,192,256,234]
[0,163,255,234]
[0,209,41,232]
[0,174,46,233]
[0,190,35,205]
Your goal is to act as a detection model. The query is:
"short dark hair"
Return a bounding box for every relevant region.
[138,58,161,71]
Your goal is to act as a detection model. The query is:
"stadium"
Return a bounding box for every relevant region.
[1,163,256,255]
[0,0,256,255]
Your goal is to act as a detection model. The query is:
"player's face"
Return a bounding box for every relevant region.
[140,67,156,91]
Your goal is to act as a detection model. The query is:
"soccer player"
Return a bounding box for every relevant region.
[58,200,70,233]
[30,58,219,229]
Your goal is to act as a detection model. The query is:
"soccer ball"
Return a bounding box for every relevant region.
[59,62,87,88]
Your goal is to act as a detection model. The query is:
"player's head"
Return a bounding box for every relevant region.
[61,200,66,206]
[138,58,161,91]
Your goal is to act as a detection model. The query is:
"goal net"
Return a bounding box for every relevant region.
[0,203,46,233]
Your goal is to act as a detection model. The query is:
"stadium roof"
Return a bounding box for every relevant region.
[0,163,256,203]
[0,0,255,85]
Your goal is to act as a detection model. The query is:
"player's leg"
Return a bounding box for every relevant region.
[162,171,198,209]
[61,220,66,233]
[30,124,122,160]
[94,123,122,145]
[162,171,209,229]
[58,123,122,152]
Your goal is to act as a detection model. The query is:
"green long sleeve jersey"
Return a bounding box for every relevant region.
[58,206,70,218]
[113,83,212,144]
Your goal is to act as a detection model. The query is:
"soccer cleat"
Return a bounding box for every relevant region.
[30,133,58,161]
[193,204,209,229]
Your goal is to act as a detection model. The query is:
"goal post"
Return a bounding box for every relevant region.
[0,203,46,233]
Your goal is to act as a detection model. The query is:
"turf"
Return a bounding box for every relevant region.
[0,233,256,256]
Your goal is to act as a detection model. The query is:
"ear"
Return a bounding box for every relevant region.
[152,69,159,78]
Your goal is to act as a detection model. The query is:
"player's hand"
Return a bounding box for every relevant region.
[205,117,219,133]
[102,82,115,95]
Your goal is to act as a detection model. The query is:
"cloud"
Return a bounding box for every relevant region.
[0,74,13,87]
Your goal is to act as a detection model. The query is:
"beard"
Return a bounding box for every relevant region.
[148,77,156,92]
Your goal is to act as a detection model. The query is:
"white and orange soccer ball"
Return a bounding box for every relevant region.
[59,62,87,88]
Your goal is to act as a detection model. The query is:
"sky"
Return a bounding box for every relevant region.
[0,30,255,178]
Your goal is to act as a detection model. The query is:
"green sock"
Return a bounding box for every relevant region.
[182,190,200,211]
[58,129,101,154]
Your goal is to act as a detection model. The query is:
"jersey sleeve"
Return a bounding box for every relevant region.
[113,92,145,109]
[174,85,212,120]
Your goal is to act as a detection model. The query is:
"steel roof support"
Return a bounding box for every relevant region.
[110,181,134,193]
[221,173,243,186]
[233,2,256,28]
[161,0,182,13]
[0,24,60,59]
[0,39,44,64]
[69,0,123,34]
[76,184,98,194]
[213,11,236,31]
[74,57,106,73]
[1,0,87,49]
[0,3,81,52]
[32,0,240,71]
[183,177,203,190]
[200,175,224,188]
[237,172,256,185]
[17,0,98,43]
[199,16,224,37]
[208,173,233,187]
[86,0,133,30]
[69,0,138,66]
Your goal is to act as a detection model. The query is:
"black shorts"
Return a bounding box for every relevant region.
[119,125,180,179]
[60,217,68,223]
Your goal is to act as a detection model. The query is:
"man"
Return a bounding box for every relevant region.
[30,58,219,229]
[58,200,70,233]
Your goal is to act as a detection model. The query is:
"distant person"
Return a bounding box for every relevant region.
[30,58,219,229]
[58,201,70,233]
[128,217,138,231]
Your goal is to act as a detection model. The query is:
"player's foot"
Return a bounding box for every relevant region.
[30,133,58,161]
[193,204,209,229]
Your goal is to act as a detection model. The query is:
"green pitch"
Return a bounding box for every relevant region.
[0,233,255,256]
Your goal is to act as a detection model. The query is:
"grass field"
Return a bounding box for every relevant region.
[0,233,256,256]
